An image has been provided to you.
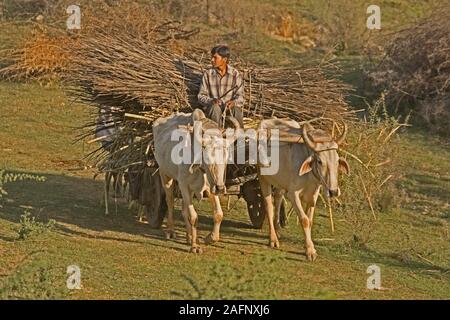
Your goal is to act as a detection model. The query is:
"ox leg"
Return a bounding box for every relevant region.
[287,191,317,261]
[306,188,321,229]
[160,174,176,240]
[180,186,202,254]
[205,194,223,245]
[274,189,284,239]
[260,178,279,248]
[181,201,192,245]
[176,184,192,244]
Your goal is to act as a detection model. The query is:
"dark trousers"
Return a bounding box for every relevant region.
[206,104,244,128]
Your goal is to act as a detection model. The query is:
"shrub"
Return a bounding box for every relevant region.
[335,94,406,245]
[367,8,450,135]
[0,170,50,239]
[16,211,55,240]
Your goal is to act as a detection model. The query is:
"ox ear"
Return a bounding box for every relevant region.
[339,157,350,175]
[298,156,314,176]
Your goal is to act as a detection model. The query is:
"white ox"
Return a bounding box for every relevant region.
[258,119,350,261]
[153,109,237,253]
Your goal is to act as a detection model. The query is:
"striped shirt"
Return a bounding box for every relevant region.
[197,65,245,108]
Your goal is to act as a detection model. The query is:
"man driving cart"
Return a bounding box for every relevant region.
[197,45,244,128]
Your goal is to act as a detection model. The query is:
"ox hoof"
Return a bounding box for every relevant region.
[306,249,317,262]
[165,230,177,240]
[205,233,219,245]
[269,239,280,248]
[190,246,203,254]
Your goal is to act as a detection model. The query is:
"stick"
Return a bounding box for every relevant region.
[87,135,111,144]
[124,113,154,121]
[227,197,240,213]
[379,174,393,188]
[319,192,335,233]
[340,149,375,178]
[358,173,376,220]
[328,198,335,234]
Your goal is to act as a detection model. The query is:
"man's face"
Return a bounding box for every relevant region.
[211,53,227,68]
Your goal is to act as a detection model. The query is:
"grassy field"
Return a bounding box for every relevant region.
[0,0,448,300]
[0,80,449,299]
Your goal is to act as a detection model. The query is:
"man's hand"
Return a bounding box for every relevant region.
[226,100,235,109]
[212,99,221,107]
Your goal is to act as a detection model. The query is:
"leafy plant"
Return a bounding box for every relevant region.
[16,211,55,240]
[0,170,51,239]
[171,254,284,300]
[335,94,407,245]
[171,260,254,300]
[0,264,67,300]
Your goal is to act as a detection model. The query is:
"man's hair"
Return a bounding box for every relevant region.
[211,45,230,59]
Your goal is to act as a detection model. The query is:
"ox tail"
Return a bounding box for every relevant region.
[279,200,287,228]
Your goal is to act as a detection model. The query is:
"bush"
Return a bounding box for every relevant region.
[335,94,406,245]
[16,211,55,240]
[367,8,450,135]
[0,170,50,239]
[171,255,283,299]
[0,264,67,299]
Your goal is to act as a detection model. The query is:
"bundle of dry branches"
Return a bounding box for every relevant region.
[241,63,354,122]
[368,9,450,134]
[333,94,407,243]
[65,26,355,173]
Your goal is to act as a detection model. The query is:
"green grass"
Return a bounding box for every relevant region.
[0,81,449,299]
[0,81,96,176]
[0,0,448,299]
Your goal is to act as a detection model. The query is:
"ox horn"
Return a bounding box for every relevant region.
[227,116,241,129]
[335,122,348,145]
[302,124,316,150]
[222,116,241,138]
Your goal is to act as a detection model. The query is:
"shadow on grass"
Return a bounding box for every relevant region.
[404,174,450,198]
[342,243,450,280]
[398,172,450,218]
[0,170,262,246]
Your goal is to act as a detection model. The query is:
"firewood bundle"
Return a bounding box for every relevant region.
[66,25,355,172]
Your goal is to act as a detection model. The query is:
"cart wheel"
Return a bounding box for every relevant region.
[242,180,267,229]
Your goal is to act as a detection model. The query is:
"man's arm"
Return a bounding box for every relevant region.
[198,72,214,108]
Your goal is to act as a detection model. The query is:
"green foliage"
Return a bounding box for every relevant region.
[336,94,405,245]
[0,170,51,239]
[0,1,448,300]
[171,254,284,299]
[16,211,55,240]
[171,259,254,300]
[0,264,67,299]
